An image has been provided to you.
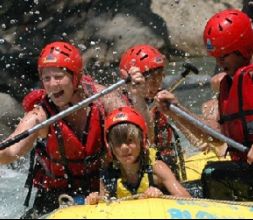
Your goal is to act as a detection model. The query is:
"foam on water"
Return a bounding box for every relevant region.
[0,168,35,219]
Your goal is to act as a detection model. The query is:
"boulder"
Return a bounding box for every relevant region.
[0,93,23,138]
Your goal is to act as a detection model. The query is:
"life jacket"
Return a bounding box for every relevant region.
[102,148,158,198]
[152,107,186,180]
[23,75,105,206]
[152,107,173,149]
[121,90,185,180]
[219,64,253,161]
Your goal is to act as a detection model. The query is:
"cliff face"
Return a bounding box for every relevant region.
[0,0,246,135]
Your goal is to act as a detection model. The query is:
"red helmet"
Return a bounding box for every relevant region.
[22,89,46,112]
[119,44,165,78]
[38,41,83,88]
[203,9,253,59]
[104,106,148,150]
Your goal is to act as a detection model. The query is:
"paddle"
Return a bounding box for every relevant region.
[167,62,199,92]
[0,62,200,150]
[159,64,248,153]
[0,77,132,150]
[149,62,199,109]
[167,103,248,153]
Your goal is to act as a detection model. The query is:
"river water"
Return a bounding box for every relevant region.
[0,56,217,219]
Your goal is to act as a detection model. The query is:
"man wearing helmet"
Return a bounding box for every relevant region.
[201,5,253,138]
[0,41,126,218]
[200,9,253,201]
[85,107,190,204]
[157,9,253,201]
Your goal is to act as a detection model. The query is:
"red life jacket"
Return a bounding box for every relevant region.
[32,75,105,192]
[121,90,173,147]
[219,64,253,161]
[152,107,173,150]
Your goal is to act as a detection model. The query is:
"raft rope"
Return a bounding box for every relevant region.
[102,194,253,208]
[58,193,253,208]
[58,194,75,207]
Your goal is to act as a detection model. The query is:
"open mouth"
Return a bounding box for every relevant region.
[53,90,64,99]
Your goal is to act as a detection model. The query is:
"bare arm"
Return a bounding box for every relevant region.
[201,99,220,130]
[0,106,48,164]
[120,67,155,142]
[155,90,226,155]
[129,93,154,143]
[153,160,191,197]
[94,83,128,114]
[85,179,107,205]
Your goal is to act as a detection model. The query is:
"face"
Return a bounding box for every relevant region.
[145,69,164,98]
[111,137,141,166]
[41,67,74,107]
[215,52,249,77]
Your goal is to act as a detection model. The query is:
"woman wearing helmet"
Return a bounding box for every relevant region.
[200,9,253,201]
[0,41,126,218]
[85,107,190,204]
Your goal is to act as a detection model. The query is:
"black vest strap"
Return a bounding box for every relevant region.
[146,165,155,187]
[23,148,36,207]
[23,139,46,207]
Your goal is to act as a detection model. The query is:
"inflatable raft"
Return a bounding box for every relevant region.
[46,197,253,219]
[179,150,230,182]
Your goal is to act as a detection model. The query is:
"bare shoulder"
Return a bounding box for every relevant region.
[152,160,176,187]
[94,83,106,92]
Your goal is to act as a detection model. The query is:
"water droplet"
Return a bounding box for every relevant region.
[90,41,96,46]
[78,44,87,51]
[10,19,17,24]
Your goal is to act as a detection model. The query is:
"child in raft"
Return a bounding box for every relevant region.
[85,107,191,204]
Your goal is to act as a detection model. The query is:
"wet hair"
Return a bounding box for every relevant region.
[108,123,141,147]
[107,123,150,167]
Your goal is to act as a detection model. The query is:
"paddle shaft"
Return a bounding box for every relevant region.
[0,78,129,150]
[168,104,248,153]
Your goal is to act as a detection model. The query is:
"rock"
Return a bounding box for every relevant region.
[0,0,244,99]
[151,0,242,56]
[0,93,23,138]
